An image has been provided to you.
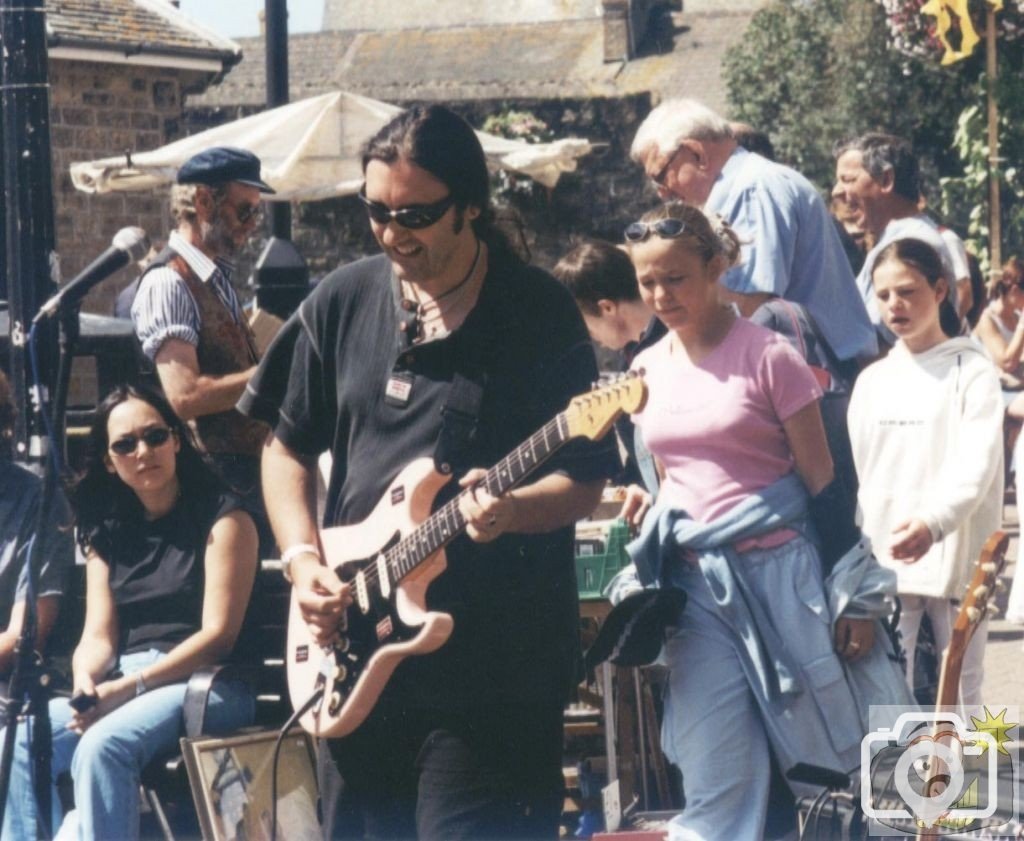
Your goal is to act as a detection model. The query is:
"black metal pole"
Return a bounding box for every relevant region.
[0,0,59,834]
[265,0,290,240]
[1,0,57,462]
[254,0,309,319]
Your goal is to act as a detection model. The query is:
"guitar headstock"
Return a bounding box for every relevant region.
[563,373,647,442]
[953,530,1009,636]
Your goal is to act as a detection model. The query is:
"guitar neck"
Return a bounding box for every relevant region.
[388,411,572,581]
[934,645,966,711]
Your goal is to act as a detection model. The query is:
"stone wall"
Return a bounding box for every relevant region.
[185,94,658,291]
[48,59,211,315]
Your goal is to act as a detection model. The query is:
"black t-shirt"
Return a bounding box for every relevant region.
[97,489,247,656]
[246,252,619,708]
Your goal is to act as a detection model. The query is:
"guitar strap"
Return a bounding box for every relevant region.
[433,373,485,476]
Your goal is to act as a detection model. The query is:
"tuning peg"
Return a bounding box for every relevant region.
[973,585,990,601]
[995,579,1008,592]
[966,606,982,623]
[987,604,1000,618]
[982,562,997,574]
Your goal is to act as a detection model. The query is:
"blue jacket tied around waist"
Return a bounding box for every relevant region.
[608,472,916,777]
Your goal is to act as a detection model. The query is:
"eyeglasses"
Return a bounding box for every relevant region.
[649,147,683,187]
[358,187,455,230]
[109,426,173,456]
[233,202,263,225]
[624,218,688,242]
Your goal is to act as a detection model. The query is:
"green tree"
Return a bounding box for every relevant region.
[723,0,1024,263]
[723,0,969,194]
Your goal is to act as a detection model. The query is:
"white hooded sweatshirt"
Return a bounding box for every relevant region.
[848,337,1004,598]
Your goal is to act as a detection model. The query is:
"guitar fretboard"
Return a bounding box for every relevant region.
[384,412,571,582]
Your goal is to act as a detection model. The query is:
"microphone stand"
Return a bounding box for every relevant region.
[0,303,81,837]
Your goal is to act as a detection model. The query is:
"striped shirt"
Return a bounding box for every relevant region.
[131,230,246,361]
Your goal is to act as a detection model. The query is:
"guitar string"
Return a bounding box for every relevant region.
[348,377,638,597]
[353,413,568,595]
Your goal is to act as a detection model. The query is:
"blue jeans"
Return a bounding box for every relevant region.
[0,650,254,841]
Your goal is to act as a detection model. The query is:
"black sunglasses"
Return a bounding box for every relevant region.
[624,218,688,242]
[109,426,173,456]
[358,187,455,230]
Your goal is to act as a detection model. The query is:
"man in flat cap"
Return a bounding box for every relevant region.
[131,146,274,550]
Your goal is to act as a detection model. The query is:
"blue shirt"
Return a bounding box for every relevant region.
[130,230,246,361]
[706,148,878,361]
[0,460,73,633]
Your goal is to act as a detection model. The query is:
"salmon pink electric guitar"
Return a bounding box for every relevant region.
[286,374,647,738]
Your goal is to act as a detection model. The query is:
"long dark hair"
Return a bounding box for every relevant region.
[71,384,223,554]
[873,238,960,338]
[361,104,519,261]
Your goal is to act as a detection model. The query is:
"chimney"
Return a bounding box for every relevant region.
[602,0,631,63]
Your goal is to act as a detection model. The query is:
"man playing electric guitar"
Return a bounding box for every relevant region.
[244,105,618,839]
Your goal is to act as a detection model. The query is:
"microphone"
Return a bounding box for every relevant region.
[34,227,150,322]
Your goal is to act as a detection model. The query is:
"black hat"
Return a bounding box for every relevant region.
[583,587,687,671]
[176,146,275,194]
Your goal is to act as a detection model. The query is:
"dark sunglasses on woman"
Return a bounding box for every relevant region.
[109,427,173,456]
[358,187,455,230]
[624,218,688,242]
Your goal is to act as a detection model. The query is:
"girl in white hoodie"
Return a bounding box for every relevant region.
[848,237,1004,707]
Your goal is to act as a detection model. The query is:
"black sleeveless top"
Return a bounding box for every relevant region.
[99,489,248,656]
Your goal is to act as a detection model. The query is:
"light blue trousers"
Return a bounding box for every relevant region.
[0,649,254,841]
[661,537,842,841]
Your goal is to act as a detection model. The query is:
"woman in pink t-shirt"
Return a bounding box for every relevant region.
[623,202,877,839]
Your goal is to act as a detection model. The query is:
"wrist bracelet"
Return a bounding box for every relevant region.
[281,543,321,583]
[134,672,147,698]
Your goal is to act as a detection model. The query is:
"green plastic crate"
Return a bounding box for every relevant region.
[574,519,632,601]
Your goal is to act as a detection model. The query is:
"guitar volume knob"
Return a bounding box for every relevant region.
[333,664,348,683]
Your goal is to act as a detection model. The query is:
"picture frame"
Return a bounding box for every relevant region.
[180,727,319,841]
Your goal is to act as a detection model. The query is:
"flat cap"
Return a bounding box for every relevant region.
[176,146,275,194]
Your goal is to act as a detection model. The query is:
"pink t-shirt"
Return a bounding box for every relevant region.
[632,318,822,544]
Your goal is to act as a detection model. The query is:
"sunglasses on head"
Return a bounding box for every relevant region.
[358,187,455,230]
[109,426,173,456]
[624,218,688,242]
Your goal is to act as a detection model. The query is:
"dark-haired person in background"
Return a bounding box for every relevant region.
[1,385,257,841]
[0,369,72,698]
[553,239,665,496]
[245,105,617,839]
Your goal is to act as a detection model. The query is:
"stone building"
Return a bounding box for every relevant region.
[187,0,769,278]
[39,0,240,314]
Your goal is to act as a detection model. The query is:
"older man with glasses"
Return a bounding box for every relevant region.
[632,98,877,367]
[130,146,274,552]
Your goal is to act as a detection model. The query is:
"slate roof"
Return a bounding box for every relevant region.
[45,0,240,63]
[189,9,758,114]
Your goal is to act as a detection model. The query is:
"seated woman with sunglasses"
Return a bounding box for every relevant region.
[1,385,257,841]
[616,203,910,840]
